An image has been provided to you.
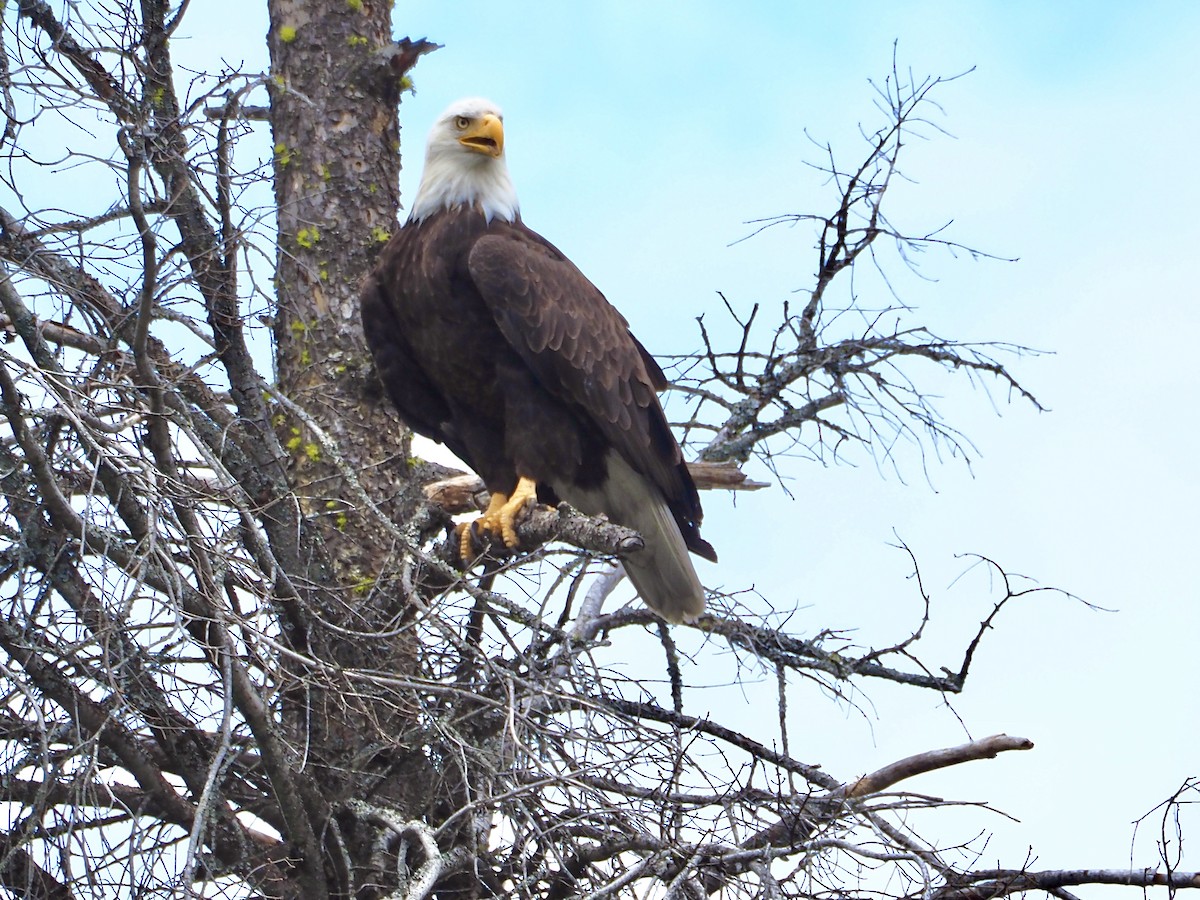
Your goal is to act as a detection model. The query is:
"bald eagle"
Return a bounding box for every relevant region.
[360,97,715,623]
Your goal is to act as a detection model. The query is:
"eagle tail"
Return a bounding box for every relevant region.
[619,499,706,624]
[570,453,705,624]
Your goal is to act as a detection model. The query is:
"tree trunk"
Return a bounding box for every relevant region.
[265,0,436,848]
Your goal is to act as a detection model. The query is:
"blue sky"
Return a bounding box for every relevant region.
[382,0,1200,879]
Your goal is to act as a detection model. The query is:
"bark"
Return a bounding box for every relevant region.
[265,0,445,886]
[266,0,417,576]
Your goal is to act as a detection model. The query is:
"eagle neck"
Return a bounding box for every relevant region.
[408,153,520,225]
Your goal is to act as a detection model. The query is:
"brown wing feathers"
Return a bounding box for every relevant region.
[467,226,714,562]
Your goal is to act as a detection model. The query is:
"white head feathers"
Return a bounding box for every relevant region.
[408,97,520,224]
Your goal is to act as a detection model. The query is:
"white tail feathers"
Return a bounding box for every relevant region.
[557,453,705,623]
[617,499,705,623]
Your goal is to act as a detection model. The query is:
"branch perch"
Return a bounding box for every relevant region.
[434,502,646,568]
[423,460,765,517]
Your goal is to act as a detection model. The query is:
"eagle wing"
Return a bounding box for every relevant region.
[360,263,473,465]
[467,226,700,528]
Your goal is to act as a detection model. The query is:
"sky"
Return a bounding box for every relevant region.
[376,0,1200,884]
[175,0,1200,888]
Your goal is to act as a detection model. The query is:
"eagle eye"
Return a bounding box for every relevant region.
[454,115,471,130]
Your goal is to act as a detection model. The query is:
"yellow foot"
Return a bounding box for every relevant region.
[456,476,539,563]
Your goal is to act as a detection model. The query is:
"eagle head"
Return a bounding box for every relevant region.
[409,97,520,225]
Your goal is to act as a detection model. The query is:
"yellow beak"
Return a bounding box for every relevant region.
[458,113,504,158]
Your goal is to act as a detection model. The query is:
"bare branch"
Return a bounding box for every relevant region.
[423,460,766,518]
[845,734,1035,798]
[938,868,1200,900]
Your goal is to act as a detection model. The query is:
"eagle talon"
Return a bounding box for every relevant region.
[455,520,480,564]
[497,476,537,548]
[455,476,538,564]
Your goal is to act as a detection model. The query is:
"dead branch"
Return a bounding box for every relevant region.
[441,502,646,568]
[672,66,1043,475]
[844,734,1034,798]
[422,459,766,517]
[938,868,1200,900]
